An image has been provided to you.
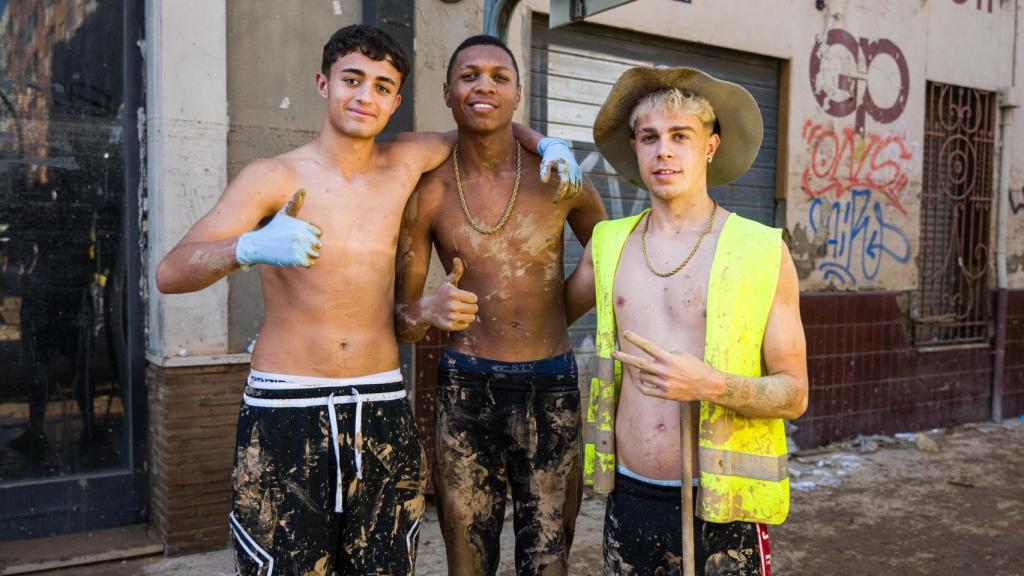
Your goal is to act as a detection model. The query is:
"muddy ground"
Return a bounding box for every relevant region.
[38,418,1024,576]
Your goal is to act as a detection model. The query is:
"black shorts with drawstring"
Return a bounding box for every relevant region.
[604,467,772,576]
[230,369,427,576]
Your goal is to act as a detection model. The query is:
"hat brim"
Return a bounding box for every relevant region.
[592,67,763,189]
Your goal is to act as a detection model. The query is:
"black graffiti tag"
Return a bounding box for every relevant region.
[809,29,910,135]
[1011,188,1024,216]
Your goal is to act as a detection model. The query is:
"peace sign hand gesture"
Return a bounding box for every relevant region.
[611,331,723,403]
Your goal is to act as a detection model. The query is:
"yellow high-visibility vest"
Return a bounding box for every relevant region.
[583,209,790,525]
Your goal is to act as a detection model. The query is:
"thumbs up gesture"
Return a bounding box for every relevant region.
[422,257,479,332]
[236,189,323,269]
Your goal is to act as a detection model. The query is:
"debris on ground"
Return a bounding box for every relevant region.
[785,420,1024,491]
[775,416,1024,576]
[915,432,940,452]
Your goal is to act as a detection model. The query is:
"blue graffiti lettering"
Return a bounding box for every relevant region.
[808,188,911,286]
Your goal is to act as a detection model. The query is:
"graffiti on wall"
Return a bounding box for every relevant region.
[1011,188,1024,216]
[808,189,911,286]
[801,120,918,214]
[809,28,909,135]
[801,28,918,287]
[952,0,993,13]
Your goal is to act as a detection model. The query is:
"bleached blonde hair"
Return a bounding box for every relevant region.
[628,88,716,135]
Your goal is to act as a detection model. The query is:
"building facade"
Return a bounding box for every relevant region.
[0,0,1020,559]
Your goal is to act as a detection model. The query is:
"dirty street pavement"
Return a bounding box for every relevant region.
[33,418,1024,576]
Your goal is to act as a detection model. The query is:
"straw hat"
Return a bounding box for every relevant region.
[593,66,763,188]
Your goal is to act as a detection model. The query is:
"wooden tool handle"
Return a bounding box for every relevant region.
[680,401,696,576]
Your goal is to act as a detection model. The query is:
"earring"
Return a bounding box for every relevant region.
[707,156,713,164]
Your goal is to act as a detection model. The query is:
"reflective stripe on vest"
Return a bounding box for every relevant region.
[698,447,789,482]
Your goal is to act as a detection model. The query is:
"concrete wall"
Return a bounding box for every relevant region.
[1009,2,1024,289]
[146,0,229,359]
[224,0,362,352]
[414,0,1021,293]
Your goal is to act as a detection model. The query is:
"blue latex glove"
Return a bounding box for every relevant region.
[538,137,583,202]
[236,190,322,269]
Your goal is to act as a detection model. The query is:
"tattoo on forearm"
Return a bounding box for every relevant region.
[718,374,801,417]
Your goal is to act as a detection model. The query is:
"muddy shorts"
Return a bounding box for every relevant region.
[230,369,427,576]
[604,466,771,576]
[435,350,582,576]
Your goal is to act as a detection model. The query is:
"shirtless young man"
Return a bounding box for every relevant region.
[565,68,808,576]
[156,26,580,576]
[395,36,607,576]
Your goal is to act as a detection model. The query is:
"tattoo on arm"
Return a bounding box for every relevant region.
[717,373,803,419]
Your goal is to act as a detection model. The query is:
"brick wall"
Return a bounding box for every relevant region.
[147,362,248,554]
[1003,290,1024,418]
[796,292,993,449]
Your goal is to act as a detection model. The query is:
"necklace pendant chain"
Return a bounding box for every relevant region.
[641,201,719,278]
[454,140,522,235]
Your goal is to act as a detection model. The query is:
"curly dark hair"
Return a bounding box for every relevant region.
[445,35,520,85]
[321,25,410,87]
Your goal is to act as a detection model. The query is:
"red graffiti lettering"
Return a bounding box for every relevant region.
[953,0,993,13]
[801,120,915,214]
[809,29,910,135]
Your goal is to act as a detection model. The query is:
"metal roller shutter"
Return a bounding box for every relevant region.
[530,16,781,374]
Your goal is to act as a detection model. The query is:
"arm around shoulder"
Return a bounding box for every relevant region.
[390,131,456,176]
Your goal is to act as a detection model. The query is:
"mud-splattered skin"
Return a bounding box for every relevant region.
[398,146,606,360]
[395,44,606,360]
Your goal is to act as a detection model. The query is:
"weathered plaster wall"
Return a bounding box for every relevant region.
[1008,1,1024,289]
[146,0,229,358]
[413,1,484,293]
[223,0,361,352]
[785,2,925,291]
[414,1,483,133]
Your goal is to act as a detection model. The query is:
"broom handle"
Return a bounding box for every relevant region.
[680,401,696,576]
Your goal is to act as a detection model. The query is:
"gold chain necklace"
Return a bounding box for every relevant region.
[640,201,719,278]
[453,141,522,234]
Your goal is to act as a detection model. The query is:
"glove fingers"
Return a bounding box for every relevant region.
[540,161,552,184]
